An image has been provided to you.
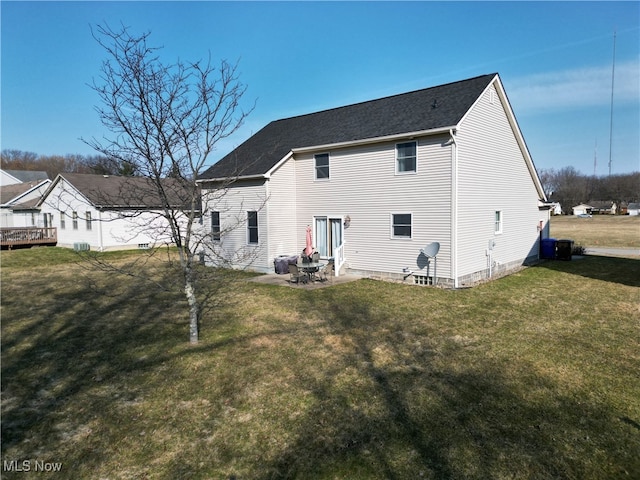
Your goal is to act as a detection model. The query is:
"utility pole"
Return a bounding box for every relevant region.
[608,29,616,176]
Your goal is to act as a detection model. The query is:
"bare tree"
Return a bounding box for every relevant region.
[83,24,253,343]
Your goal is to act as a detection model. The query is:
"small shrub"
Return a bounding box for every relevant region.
[572,244,586,255]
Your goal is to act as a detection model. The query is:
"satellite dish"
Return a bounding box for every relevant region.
[420,242,440,258]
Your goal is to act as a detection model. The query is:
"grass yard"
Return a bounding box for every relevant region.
[550,215,640,248]
[2,248,639,479]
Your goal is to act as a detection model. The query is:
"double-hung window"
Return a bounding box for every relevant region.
[396,141,417,174]
[247,211,258,244]
[392,213,412,238]
[315,153,330,180]
[211,211,221,241]
[72,211,78,230]
[494,210,503,235]
[86,212,92,230]
[60,211,66,230]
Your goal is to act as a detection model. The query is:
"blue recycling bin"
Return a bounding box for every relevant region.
[541,238,557,259]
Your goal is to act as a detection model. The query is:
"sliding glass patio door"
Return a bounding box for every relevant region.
[314,216,343,259]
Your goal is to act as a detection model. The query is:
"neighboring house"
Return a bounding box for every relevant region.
[1,169,49,186]
[589,201,617,215]
[38,173,192,251]
[549,202,562,215]
[572,204,592,216]
[198,73,549,287]
[628,203,640,216]
[0,179,51,227]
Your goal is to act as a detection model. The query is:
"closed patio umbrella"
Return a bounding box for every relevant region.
[305,225,313,256]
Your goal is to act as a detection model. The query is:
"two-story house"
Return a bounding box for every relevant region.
[197,73,549,287]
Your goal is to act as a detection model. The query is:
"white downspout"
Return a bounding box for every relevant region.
[98,209,104,252]
[450,129,459,288]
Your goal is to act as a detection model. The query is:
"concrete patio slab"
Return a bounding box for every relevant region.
[248,272,362,289]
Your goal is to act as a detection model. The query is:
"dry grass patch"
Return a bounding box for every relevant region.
[550,215,640,248]
[1,248,639,479]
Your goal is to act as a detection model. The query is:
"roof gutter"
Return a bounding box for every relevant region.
[291,126,458,155]
[196,173,268,184]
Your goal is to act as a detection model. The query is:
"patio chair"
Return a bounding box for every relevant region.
[312,252,320,262]
[288,264,308,285]
[317,261,333,282]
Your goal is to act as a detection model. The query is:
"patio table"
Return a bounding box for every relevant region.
[299,262,326,282]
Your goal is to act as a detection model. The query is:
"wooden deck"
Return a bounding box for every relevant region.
[0,227,57,249]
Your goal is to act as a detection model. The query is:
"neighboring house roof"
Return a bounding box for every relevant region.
[39,173,194,210]
[589,201,615,209]
[1,180,51,208]
[628,203,640,210]
[200,73,498,180]
[3,170,49,183]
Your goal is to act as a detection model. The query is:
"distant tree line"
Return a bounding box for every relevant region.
[1,149,136,179]
[539,166,639,214]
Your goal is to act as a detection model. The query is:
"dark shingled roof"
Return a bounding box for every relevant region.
[200,73,497,179]
[49,173,192,209]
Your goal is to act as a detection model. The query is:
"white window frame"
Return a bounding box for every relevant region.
[86,211,92,231]
[211,211,221,242]
[60,211,66,230]
[72,211,78,230]
[494,210,503,235]
[247,210,259,245]
[391,213,412,239]
[395,141,417,175]
[314,153,330,181]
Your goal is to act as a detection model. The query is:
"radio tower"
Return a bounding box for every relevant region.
[608,30,616,176]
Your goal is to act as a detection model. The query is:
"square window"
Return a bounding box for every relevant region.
[396,142,417,173]
[247,211,258,244]
[315,153,330,180]
[392,213,412,238]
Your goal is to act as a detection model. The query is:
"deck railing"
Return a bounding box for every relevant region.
[0,227,57,248]
[333,243,345,277]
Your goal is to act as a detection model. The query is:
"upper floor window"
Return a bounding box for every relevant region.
[396,141,417,174]
[315,153,330,180]
[495,210,503,234]
[247,211,258,244]
[211,211,221,242]
[392,213,412,238]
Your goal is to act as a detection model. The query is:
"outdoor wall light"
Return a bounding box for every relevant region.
[344,215,351,228]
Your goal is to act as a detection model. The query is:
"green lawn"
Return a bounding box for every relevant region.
[2,248,639,479]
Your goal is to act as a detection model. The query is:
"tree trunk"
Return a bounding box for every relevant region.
[184,267,199,344]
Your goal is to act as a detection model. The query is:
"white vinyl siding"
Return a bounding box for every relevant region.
[294,135,452,278]
[265,157,298,260]
[40,178,177,251]
[456,83,542,281]
[200,179,270,272]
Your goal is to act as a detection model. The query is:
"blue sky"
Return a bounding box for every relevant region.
[2,1,639,175]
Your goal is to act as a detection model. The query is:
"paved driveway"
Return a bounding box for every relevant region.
[585,247,640,257]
